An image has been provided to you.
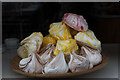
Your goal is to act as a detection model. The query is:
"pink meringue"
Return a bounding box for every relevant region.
[62,13,88,31]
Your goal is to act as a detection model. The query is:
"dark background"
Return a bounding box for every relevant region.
[2,2,120,44]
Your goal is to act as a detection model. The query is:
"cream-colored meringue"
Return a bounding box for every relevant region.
[68,51,90,72]
[43,51,68,74]
[80,46,102,67]
[19,52,43,73]
[39,43,55,65]
[17,45,29,58]
[17,32,43,58]
[21,32,43,53]
[74,29,101,49]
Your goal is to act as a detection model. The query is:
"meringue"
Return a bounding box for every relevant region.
[74,29,101,49]
[43,51,68,74]
[39,43,55,65]
[17,32,43,58]
[19,52,43,73]
[17,45,29,58]
[41,36,57,48]
[68,51,90,72]
[54,39,78,56]
[21,32,43,52]
[62,13,88,31]
[49,22,72,40]
[80,46,102,67]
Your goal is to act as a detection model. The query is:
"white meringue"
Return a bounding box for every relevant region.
[43,51,68,74]
[68,51,90,72]
[39,43,55,65]
[80,46,102,68]
[19,53,43,73]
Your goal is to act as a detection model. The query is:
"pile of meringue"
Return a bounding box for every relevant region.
[17,13,102,74]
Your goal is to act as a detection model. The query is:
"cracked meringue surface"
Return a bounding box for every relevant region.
[19,52,43,73]
[80,46,102,67]
[68,51,90,72]
[43,51,68,74]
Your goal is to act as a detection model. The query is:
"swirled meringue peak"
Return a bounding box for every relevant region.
[39,43,55,65]
[19,52,43,73]
[43,51,68,74]
[68,51,90,72]
[80,46,102,67]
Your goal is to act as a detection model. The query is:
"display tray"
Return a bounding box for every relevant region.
[10,52,108,78]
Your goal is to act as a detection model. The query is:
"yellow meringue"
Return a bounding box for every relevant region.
[74,29,101,49]
[17,45,29,58]
[49,22,72,40]
[54,39,78,56]
[41,36,57,48]
[21,32,43,46]
[17,32,43,58]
